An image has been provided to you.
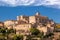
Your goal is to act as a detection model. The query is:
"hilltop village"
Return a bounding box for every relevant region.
[0,12,60,40]
[4,12,55,35]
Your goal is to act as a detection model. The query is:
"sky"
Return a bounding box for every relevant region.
[0,0,60,23]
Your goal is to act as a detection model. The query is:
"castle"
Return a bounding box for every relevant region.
[3,12,55,35]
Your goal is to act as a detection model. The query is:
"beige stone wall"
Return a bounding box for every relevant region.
[17,15,29,24]
[37,25,47,35]
[29,16,36,24]
[4,20,16,28]
[46,22,55,32]
[14,24,31,30]
[14,24,32,34]
[37,23,55,35]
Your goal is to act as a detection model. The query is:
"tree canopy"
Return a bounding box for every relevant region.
[30,28,40,35]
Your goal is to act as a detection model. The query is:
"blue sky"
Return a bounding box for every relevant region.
[0,0,60,23]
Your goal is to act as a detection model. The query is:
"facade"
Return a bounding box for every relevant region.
[29,16,36,24]
[4,12,55,35]
[14,24,32,35]
[4,20,18,29]
[17,15,29,24]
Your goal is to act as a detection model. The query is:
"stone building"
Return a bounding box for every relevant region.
[29,12,48,24]
[4,20,18,29]
[4,12,55,35]
[16,12,55,35]
[29,16,36,24]
[14,24,32,35]
[17,15,29,24]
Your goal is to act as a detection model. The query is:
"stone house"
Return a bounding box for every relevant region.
[4,20,18,29]
[13,24,32,35]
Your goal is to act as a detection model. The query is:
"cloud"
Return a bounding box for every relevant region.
[0,0,60,8]
[0,0,36,6]
[40,0,60,8]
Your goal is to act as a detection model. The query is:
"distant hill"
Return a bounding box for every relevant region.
[55,24,60,32]
[56,24,60,29]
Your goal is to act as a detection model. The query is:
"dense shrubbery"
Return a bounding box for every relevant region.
[30,28,40,35]
[13,34,23,40]
[0,27,16,40]
[0,27,54,40]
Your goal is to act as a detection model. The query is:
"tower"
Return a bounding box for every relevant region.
[35,12,40,16]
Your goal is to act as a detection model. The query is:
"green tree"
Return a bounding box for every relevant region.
[0,28,7,35]
[13,34,23,40]
[9,29,15,33]
[37,32,44,40]
[0,33,5,40]
[26,35,32,40]
[30,28,40,35]
[44,33,54,38]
